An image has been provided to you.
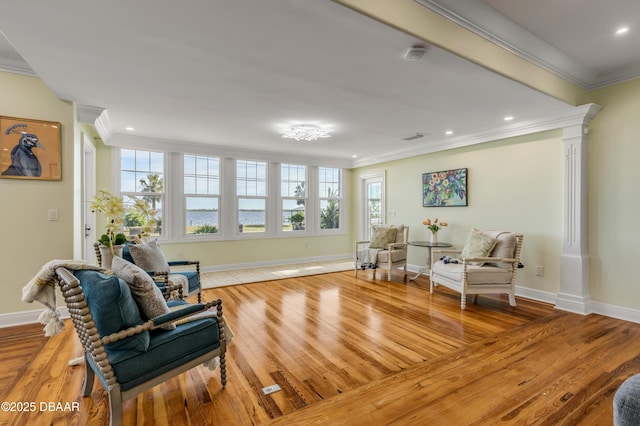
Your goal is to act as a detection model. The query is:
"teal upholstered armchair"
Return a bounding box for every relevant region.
[95,240,202,302]
[55,266,228,426]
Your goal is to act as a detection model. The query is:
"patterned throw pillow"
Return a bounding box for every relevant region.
[112,256,175,330]
[460,230,498,266]
[128,240,170,273]
[369,225,398,249]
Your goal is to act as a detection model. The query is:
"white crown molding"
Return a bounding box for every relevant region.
[590,66,640,90]
[352,104,600,168]
[105,132,353,169]
[413,0,603,89]
[76,104,105,125]
[0,64,38,77]
[94,109,114,143]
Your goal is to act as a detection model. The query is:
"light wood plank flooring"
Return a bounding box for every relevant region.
[1,270,639,425]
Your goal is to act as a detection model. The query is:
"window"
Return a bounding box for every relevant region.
[120,149,164,237]
[116,147,345,240]
[236,159,267,233]
[281,164,306,232]
[319,167,341,229]
[184,154,220,235]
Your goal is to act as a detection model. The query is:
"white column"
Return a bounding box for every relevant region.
[555,104,600,314]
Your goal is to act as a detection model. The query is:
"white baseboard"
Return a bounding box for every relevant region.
[590,301,640,324]
[0,307,69,329]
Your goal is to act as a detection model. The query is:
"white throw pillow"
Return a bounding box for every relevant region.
[460,230,498,266]
[111,256,175,330]
[128,240,170,273]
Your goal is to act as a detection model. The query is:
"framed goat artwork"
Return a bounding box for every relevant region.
[422,168,467,207]
[0,116,61,180]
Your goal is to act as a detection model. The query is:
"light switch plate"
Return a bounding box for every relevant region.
[48,209,59,221]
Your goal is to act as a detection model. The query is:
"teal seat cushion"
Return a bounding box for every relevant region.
[171,271,200,294]
[112,315,221,391]
[74,270,149,363]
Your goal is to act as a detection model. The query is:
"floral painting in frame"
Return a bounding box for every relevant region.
[0,116,61,180]
[422,168,467,207]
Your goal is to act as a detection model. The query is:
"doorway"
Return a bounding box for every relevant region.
[83,135,97,262]
[360,172,385,240]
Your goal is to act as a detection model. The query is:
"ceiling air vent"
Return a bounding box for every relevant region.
[401,133,425,141]
[404,46,427,60]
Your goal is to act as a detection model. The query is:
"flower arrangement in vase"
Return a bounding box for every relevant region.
[90,189,127,254]
[422,218,448,244]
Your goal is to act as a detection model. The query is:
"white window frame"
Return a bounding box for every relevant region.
[113,146,346,241]
[317,166,342,233]
[118,147,167,240]
[235,158,268,236]
[183,153,222,238]
[279,163,308,234]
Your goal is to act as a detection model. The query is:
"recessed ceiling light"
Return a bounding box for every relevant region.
[616,26,630,35]
[352,155,358,158]
[445,130,453,135]
[125,126,135,131]
[504,116,514,121]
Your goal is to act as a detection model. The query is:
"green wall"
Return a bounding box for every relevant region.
[587,78,640,307]
[0,72,74,317]
[350,131,563,295]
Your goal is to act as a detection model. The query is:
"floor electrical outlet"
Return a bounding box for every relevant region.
[262,384,282,395]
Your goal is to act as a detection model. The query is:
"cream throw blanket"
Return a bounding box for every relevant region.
[168,274,189,297]
[22,260,105,337]
[358,248,381,269]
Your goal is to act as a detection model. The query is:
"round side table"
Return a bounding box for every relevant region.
[407,241,453,280]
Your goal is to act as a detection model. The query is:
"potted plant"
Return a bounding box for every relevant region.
[90,189,127,268]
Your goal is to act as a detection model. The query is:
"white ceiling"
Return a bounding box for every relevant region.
[0,0,637,167]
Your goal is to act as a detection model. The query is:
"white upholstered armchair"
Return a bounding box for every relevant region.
[430,229,523,309]
[355,224,409,282]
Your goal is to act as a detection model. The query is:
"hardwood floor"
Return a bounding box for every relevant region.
[1,270,638,425]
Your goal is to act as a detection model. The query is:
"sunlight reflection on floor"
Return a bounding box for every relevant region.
[201,259,353,288]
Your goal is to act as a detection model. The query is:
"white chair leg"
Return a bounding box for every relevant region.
[461,293,467,309]
[509,292,517,307]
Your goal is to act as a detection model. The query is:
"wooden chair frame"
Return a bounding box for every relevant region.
[355,226,409,282]
[430,234,524,309]
[55,267,227,426]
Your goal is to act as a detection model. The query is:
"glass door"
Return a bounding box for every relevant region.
[361,173,385,240]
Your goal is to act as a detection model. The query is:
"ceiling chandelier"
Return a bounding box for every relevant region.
[278,125,331,141]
